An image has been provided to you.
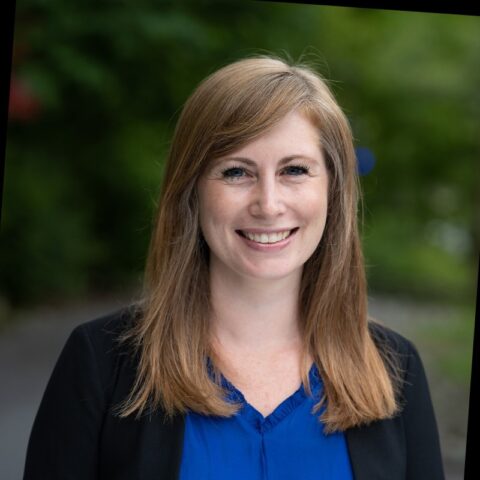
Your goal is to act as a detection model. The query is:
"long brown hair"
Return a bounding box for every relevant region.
[117,55,401,432]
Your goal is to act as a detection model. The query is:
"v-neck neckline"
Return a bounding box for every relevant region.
[217,362,323,433]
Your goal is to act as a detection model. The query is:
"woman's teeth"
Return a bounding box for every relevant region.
[242,230,292,244]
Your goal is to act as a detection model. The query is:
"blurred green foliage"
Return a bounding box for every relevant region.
[1,1,479,305]
[416,304,476,384]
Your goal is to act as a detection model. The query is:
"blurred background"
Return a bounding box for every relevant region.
[1,1,478,478]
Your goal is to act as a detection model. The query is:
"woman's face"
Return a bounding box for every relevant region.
[197,110,329,284]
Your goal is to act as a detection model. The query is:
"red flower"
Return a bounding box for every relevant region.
[9,73,41,122]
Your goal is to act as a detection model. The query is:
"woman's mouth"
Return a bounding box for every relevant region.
[236,228,299,245]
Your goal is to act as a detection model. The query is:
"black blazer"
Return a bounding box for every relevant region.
[23,307,445,480]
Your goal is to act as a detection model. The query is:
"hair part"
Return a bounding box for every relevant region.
[116,54,402,432]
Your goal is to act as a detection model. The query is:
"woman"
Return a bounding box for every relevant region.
[24,56,445,479]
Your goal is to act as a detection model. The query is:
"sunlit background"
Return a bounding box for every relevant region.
[1,2,478,479]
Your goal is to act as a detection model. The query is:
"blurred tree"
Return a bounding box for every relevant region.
[1,1,478,305]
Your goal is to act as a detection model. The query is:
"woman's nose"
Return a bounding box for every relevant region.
[248,176,286,218]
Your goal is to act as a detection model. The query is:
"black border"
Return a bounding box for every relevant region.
[0,0,16,225]
[260,1,480,16]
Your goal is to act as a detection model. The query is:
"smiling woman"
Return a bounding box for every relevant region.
[24,56,445,480]
[198,110,329,282]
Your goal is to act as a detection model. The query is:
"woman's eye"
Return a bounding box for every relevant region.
[221,167,246,179]
[283,165,310,176]
[220,164,309,180]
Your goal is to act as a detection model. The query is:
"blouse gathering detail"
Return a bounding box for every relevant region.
[179,362,353,480]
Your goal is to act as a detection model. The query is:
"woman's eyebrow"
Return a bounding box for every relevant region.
[214,155,320,167]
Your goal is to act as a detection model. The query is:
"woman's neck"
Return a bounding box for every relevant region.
[208,266,303,356]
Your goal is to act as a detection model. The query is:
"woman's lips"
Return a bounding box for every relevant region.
[236,227,299,251]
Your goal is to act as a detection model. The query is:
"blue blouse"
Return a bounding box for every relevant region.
[179,362,353,480]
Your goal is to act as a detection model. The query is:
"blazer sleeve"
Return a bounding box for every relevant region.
[23,323,107,479]
[402,339,445,479]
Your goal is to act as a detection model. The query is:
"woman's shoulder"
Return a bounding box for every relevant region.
[366,319,425,380]
[62,305,141,386]
[367,319,432,404]
[367,319,417,355]
[24,305,145,478]
[74,304,140,347]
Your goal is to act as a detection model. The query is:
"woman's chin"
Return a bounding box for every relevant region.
[209,254,303,285]
[236,265,303,284]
